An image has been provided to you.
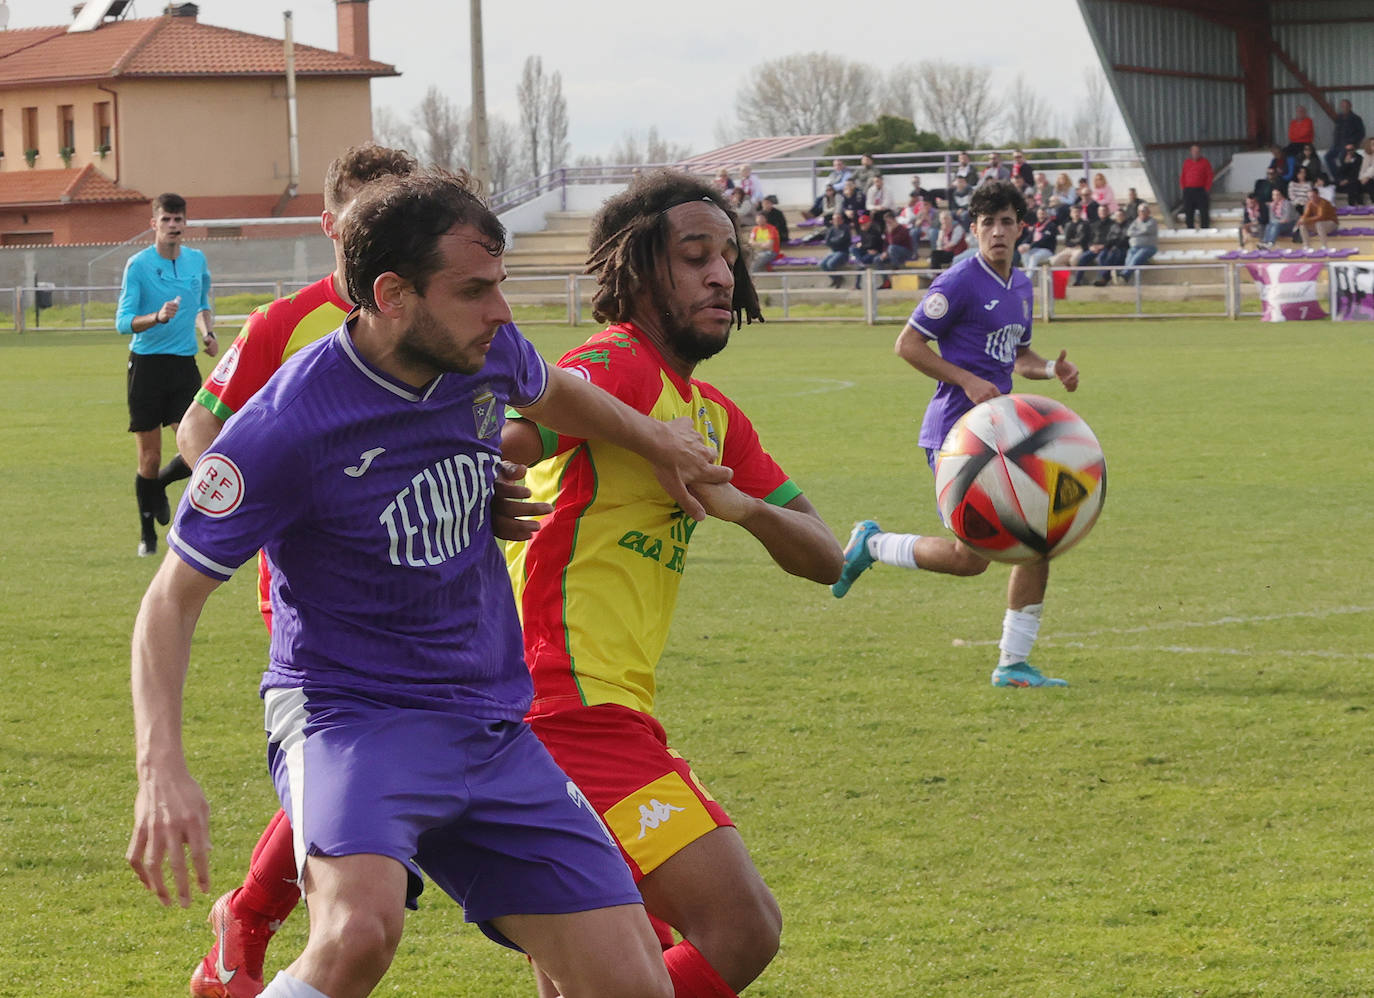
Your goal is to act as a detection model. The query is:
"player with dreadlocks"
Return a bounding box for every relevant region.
[503,169,843,998]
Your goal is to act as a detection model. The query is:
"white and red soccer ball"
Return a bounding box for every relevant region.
[935,395,1106,565]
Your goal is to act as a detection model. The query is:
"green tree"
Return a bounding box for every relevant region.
[826,115,960,156]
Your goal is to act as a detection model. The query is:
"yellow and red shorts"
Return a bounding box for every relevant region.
[528,703,732,880]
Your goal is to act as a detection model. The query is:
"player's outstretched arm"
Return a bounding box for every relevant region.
[128,555,221,909]
[514,366,731,522]
[688,485,843,584]
[895,324,999,404]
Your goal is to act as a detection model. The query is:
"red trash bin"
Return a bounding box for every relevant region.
[1052,269,1070,299]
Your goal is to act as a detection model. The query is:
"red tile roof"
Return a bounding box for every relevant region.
[0,14,397,88]
[0,164,146,206]
[677,136,837,169]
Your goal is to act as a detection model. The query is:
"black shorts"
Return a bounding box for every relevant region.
[127,352,201,433]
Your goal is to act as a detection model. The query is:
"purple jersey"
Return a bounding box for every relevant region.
[907,253,1033,449]
[168,319,549,718]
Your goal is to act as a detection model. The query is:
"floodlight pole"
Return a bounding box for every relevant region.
[283,11,301,200]
[469,0,491,193]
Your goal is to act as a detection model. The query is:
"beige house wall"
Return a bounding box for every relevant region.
[0,76,373,197]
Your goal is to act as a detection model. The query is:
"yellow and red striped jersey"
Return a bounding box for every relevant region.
[507,323,799,719]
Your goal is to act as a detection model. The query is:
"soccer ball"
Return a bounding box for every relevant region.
[934,394,1106,565]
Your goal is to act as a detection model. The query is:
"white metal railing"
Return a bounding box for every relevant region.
[4,262,1362,332]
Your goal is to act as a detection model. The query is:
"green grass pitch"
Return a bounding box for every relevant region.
[1,315,1371,997]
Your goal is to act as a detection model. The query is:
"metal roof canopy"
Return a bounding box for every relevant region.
[1075,0,1374,213]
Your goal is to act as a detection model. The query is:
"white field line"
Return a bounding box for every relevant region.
[954,605,1373,649]
[785,377,856,397]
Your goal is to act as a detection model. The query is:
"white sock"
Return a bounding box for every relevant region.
[998,602,1044,667]
[260,972,332,998]
[868,532,921,569]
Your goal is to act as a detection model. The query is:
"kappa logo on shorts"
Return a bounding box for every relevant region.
[636,798,685,840]
[189,454,245,517]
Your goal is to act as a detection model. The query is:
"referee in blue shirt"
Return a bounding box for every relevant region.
[115,193,215,557]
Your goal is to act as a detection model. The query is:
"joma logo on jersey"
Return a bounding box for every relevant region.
[984,324,1025,363]
[378,451,495,567]
[637,798,685,839]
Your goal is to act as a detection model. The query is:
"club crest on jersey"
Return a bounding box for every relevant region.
[696,406,719,452]
[472,388,499,439]
[206,340,241,389]
[189,454,245,517]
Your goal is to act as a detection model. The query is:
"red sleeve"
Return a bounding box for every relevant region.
[548,334,662,454]
[703,385,792,502]
[197,305,291,419]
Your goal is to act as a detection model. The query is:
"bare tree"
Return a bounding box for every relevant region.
[487,115,522,194]
[609,126,693,166]
[734,53,876,136]
[412,85,464,170]
[1003,73,1052,145]
[876,63,922,124]
[1068,68,1116,148]
[372,104,416,154]
[517,56,570,180]
[915,61,998,146]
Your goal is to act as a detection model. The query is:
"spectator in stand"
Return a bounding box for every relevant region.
[1253,165,1286,203]
[865,174,892,219]
[948,175,974,228]
[908,175,936,209]
[1011,151,1035,187]
[953,151,976,185]
[851,214,886,288]
[1238,193,1269,249]
[1010,175,1031,208]
[1286,105,1315,158]
[821,210,854,287]
[748,210,781,272]
[1297,188,1339,249]
[1018,205,1058,271]
[840,178,866,222]
[852,153,880,193]
[760,194,789,244]
[928,210,967,270]
[803,184,841,224]
[980,153,1010,185]
[713,166,734,192]
[1334,145,1364,205]
[1325,99,1366,181]
[1054,172,1076,205]
[1178,144,1213,229]
[1091,172,1119,218]
[825,158,853,190]
[1120,203,1158,282]
[1031,172,1052,208]
[1296,144,1322,185]
[876,212,916,283]
[1122,187,1144,220]
[1287,166,1314,211]
[1090,208,1129,286]
[1047,194,1069,225]
[1074,180,1100,223]
[1050,203,1091,271]
[1266,144,1295,183]
[1261,188,1297,247]
[737,164,761,205]
[898,196,934,247]
[1358,137,1374,205]
[726,185,754,221]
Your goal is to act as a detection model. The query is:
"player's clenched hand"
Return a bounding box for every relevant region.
[491,461,552,543]
[652,416,731,522]
[961,375,1001,405]
[127,764,210,908]
[1053,349,1080,392]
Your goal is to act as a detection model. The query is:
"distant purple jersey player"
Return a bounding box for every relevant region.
[908,254,1034,451]
[831,179,1083,690]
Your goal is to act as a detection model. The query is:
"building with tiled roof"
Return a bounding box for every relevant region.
[0,1,395,245]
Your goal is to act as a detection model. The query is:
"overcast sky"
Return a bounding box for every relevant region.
[11,0,1125,157]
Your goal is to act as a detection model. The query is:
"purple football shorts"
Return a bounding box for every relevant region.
[264,687,642,949]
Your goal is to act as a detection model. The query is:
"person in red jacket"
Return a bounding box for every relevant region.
[1179,144,1214,229]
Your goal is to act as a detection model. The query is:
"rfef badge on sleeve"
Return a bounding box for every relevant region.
[472,389,499,439]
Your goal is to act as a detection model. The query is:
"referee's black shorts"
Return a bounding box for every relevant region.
[127,352,201,433]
